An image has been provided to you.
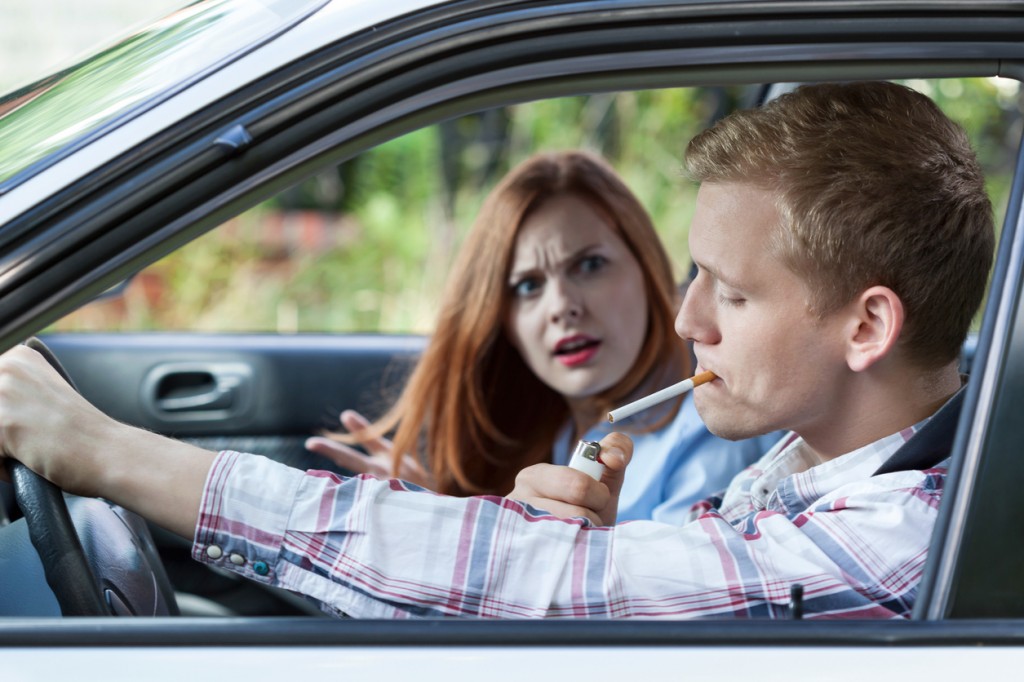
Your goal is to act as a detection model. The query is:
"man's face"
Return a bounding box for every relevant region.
[676,182,851,442]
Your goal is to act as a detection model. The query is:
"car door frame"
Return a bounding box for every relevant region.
[2,0,1024,653]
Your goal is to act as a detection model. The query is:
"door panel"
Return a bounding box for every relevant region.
[42,331,423,472]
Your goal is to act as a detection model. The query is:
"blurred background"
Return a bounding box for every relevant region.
[3,1,1022,336]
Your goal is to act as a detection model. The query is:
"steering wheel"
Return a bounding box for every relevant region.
[2,337,165,614]
[4,338,110,615]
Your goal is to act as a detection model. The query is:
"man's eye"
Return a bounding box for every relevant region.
[512,277,542,298]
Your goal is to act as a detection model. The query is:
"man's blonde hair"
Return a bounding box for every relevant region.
[686,81,994,368]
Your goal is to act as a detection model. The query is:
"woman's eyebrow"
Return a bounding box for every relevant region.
[507,242,603,280]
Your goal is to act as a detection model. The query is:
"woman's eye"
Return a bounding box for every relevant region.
[512,277,542,298]
[577,254,607,275]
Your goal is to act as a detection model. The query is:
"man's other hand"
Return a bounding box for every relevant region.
[505,432,632,526]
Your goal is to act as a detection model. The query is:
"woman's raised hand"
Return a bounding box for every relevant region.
[305,410,435,489]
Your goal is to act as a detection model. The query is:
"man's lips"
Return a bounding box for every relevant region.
[695,366,721,384]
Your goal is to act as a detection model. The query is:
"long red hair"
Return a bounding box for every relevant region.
[341,150,689,495]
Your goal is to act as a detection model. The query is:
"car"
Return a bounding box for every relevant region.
[3,0,1024,676]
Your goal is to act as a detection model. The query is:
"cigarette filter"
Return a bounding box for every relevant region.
[607,370,716,423]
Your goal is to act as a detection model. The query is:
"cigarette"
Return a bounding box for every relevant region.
[607,370,717,423]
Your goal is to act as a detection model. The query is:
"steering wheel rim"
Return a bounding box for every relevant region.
[5,338,109,616]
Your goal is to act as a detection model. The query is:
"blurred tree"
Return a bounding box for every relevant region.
[54,79,1021,335]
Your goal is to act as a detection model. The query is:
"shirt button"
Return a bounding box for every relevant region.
[229,553,246,566]
[206,545,223,560]
[253,561,270,576]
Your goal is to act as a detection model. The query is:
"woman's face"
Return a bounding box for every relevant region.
[505,193,649,403]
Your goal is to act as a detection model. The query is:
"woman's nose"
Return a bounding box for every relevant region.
[548,279,583,324]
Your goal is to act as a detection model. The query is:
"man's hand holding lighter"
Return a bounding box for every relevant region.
[505,432,632,526]
[505,370,715,524]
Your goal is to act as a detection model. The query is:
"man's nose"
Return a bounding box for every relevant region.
[675,277,718,344]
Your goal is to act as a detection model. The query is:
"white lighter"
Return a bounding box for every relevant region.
[567,439,605,481]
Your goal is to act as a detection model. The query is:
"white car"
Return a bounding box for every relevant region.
[2,0,1024,678]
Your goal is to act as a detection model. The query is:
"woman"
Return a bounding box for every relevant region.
[306,150,775,522]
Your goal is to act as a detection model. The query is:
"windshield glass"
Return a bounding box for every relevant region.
[0,0,326,190]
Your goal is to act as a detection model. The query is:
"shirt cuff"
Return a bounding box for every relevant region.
[191,450,306,585]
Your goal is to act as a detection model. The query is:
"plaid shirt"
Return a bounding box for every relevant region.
[193,422,945,619]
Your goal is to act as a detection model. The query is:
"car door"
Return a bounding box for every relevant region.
[5,0,1024,675]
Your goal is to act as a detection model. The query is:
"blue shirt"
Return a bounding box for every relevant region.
[551,395,782,523]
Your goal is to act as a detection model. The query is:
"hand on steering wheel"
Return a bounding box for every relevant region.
[2,338,109,615]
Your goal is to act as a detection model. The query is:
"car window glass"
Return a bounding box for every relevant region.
[0,0,325,190]
[52,78,1021,335]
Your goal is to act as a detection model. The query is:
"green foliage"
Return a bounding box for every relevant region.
[54,79,1023,335]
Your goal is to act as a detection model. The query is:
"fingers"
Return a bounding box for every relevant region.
[596,432,633,473]
[0,346,122,495]
[594,432,633,526]
[516,498,604,525]
[504,433,634,526]
[0,345,86,454]
[596,432,632,490]
[304,436,378,475]
[340,409,371,432]
[535,463,612,511]
[506,463,611,523]
[340,410,394,456]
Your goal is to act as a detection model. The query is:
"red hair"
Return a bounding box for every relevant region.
[341,150,689,495]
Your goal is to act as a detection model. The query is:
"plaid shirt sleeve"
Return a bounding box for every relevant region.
[192,450,945,619]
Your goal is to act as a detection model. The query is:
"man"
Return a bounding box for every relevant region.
[0,81,994,619]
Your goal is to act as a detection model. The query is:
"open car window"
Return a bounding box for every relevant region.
[22,76,1015,623]
[54,78,1019,338]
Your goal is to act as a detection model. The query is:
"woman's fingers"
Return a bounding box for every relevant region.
[340,410,394,457]
[304,436,384,477]
[308,410,435,489]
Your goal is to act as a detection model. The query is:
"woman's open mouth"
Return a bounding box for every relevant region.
[554,336,601,367]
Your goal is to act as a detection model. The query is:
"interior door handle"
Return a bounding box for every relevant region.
[156,378,237,412]
[143,362,253,419]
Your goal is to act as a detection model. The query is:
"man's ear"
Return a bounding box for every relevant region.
[844,285,905,373]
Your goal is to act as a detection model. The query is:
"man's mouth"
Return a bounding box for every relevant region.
[694,364,719,382]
